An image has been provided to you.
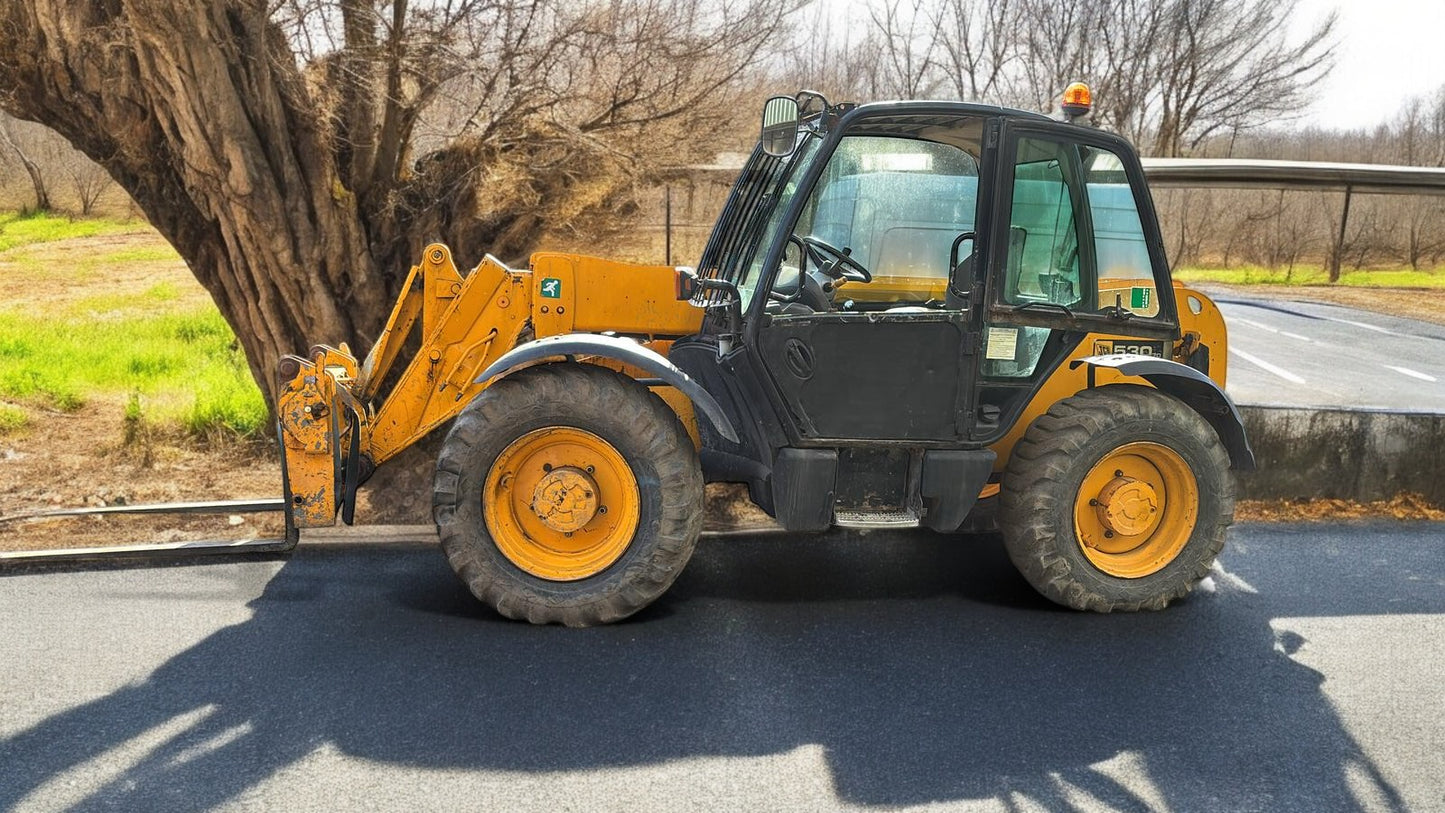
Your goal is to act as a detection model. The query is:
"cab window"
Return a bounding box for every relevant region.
[1084,149,1159,317]
[999,136,1163,318]
[770,130,982,311]
[1002,138,1083,310]
[986,135,1165,378]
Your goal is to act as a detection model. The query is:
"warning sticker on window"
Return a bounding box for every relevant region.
[986,327,1018,361]
[1130,286,1152,310]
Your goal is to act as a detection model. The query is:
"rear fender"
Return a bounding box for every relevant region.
[1070,354,1256,471]
[476,333,740,443]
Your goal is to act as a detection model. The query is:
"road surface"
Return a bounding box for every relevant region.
[3,524,1443,812]
[1211,291,1445,411]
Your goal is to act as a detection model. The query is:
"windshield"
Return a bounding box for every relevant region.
[695,135,821,309]
[700,116,984,312]
[790,135,979,305]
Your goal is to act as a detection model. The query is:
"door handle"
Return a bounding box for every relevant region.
[783,337,815,379]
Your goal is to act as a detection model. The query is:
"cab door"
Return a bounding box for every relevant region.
[756,310,972,441]
[972,123,1182,437]
[749,129,987,443]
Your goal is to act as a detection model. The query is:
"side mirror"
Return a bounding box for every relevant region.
[760,96,800,158]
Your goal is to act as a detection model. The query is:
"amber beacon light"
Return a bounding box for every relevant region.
[1061,82,1092,121]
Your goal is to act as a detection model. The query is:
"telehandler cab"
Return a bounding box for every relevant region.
[278,87,1254,626]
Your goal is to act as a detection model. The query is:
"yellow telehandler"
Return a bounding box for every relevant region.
[277,87,1254,625]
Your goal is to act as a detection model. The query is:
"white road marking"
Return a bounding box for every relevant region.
[1233,317,1280,333]
[1386,365,1438,383]
[1231,317,1312,342]
[1230,347,1306,384]
[1337,318,1395,336]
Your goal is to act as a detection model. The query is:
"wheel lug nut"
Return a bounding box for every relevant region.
[599,506,608,514]
[542,463,552,472]
[1104,530,1114,538]
[586,465,595,473]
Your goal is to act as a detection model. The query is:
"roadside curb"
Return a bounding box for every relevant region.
[1236,405,1445,506]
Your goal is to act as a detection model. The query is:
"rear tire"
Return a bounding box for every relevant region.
[999,385,1234,612]
[434,364,703,626]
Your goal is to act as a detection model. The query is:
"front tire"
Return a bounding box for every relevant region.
[434,363,703,626]
[999,385,1235,612]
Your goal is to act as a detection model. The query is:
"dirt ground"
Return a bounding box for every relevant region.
[3,232,1443,554]
[0,394,288,550]
[0,231,285,551]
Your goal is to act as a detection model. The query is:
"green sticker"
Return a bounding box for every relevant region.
[1130,286,1152,310]
[540,277,562,299]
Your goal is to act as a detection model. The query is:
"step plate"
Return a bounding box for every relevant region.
[833,508,921,529]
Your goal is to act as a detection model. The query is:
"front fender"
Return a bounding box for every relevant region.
[1070,354,1256,471]
[476,333,740,443]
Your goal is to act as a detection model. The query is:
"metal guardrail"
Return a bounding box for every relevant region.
[1140,158,1445,196]
[0,498,297,565]
[0,498,286,524]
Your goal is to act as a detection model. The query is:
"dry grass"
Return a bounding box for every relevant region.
[1237,494,1445,522]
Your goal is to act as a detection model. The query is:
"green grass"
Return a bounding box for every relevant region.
[0,306,267,438]
[0,403,27,435]
[1174,265,1445,288]
[0,210,148,252]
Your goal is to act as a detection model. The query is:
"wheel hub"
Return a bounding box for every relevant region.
[483,426,642,582]
[1094,476,1159,537]
[1072,442,1199,578]
[531,466,599,532]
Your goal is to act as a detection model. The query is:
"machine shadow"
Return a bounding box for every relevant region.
[2,524,1431,811]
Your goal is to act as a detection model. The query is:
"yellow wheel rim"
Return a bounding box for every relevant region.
[1073,442,1198,579]
[483,427,641,581]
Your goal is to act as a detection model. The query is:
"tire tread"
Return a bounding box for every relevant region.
[433,364,703,626]
[999,385,1235,612]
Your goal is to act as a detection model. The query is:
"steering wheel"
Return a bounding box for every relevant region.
[800,235,872,283]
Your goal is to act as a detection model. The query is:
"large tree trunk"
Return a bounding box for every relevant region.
[0,1,393,405]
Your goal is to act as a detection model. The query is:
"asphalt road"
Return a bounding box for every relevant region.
[1212,292,1445,411]
[3,524,1444,812]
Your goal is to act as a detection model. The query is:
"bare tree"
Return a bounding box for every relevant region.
[0,0,790,407]
[1089,0,1167,144]
[869,0,943,99]
[854,0,1335,156]
[1149,0,1336,156]
[0,113,51,211]
[776,4,889,102]
[63,156,115,217]
[1011,0,1103,113]
[931,0,1018,102]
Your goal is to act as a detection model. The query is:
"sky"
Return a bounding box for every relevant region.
[812,0,1445,133]
[1296,0,1445,130]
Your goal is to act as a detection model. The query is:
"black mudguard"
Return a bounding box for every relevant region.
[475,333,740,443]
[1070,354,1256,471]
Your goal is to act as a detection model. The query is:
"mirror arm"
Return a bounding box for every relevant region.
[693,276,745,343]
